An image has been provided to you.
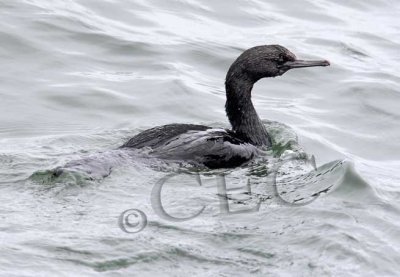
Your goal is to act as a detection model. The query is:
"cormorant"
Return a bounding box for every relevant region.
[121,45,329,168]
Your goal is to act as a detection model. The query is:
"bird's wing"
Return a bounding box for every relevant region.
[121,123,211,149]
[150,128,261,168]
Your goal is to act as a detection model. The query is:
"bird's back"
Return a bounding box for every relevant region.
[121,124,261,168]
[120,124,211,149]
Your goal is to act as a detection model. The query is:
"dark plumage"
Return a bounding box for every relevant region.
[121,45,329,168]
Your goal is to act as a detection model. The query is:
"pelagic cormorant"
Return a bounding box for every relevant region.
[121,45,329,168]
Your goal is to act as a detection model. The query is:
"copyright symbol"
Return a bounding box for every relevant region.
[118,209,147,233]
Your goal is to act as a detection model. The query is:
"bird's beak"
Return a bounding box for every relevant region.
[283,59,330,69]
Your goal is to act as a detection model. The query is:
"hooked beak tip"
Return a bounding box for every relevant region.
[322,60,330,66]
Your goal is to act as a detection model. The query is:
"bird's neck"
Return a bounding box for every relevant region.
[225,75,271,147]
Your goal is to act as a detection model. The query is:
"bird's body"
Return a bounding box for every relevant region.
[121,45,329,168]
[121,124,261,168]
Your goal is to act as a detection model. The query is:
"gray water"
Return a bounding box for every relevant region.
[1,0,400,276]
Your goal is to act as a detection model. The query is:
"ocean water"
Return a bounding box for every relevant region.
[1,0,400,276]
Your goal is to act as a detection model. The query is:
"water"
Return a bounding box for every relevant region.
[1,0,400,275]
